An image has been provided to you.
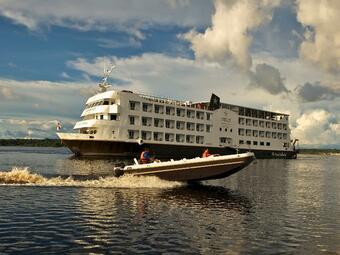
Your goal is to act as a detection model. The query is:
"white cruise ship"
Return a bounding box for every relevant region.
[57,79,299,159]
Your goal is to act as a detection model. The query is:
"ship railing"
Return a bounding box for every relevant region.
[136,91,208,109]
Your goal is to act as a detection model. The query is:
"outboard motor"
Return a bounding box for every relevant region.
[113,163,125,177]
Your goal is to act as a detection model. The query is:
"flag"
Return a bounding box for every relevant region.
[208,93,221,110]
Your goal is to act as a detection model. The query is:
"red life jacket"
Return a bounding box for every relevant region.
[202,150,210,158]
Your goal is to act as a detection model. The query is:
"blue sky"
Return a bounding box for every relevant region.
[0,0,339,147]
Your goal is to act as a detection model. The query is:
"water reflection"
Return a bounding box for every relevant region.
[72,184,253,254]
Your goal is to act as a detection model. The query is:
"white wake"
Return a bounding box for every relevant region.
[0,167,183,188]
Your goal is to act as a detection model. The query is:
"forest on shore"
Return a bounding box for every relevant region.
[0,139,63,147]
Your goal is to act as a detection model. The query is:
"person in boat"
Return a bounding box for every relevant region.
[140,148,154,164]
[202,148,211,158]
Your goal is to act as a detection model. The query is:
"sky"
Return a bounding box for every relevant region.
[0,0,339,148]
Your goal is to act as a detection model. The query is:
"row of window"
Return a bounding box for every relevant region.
[129,116,213,132]
[239,140,271,146]
[86,99,115,109]
[239,117,287,130]
[130,101,212,120]
[128,130,205,144]
[239,140,290,147]
[238,108,288,121]
[238,128,288,139]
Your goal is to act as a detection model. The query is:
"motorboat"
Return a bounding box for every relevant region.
[113,152,255,182]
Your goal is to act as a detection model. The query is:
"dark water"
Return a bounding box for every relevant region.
[0,147,339,254]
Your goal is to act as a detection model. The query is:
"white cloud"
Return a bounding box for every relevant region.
[182,0,281,70]
[297,0,340,72]
[0,118,75,139]
[0,79,94,121]
[292,110,340,145]
[0,0,212,35]
[0,86,16,99]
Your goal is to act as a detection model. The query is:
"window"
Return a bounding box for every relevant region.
[100,115,104,120]
[142,103,148,112]
[142,117,147,126]
[225,128,227,132]
[155,105,160,113]
[177,108,185,117]
[130,101,135,110]
[207,113,211,121]
[141,131,147,140]
[239,140,244,144]
[220,137,227,143]
[260,142,264,146]
[165,133,170,141]
[110,114,117,120]
[128,131,134,139]
[166,120,171,128]
[253,141,258,145]
[129,116,135,125]
[246,140,251,145]
[266,142,271,146]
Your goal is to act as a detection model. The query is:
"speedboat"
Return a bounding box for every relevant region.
[113,152,255,182]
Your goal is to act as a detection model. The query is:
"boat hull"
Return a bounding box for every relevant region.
[60,139,297,159]
[123,153,255,182]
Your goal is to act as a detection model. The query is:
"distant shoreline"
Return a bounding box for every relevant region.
[0,139,63,147]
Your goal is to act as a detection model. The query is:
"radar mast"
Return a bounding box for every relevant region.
[98,61,115,92]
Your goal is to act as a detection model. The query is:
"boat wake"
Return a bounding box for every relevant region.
[0,167,183,188]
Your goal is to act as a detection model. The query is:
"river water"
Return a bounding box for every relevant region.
[0,146,339,254]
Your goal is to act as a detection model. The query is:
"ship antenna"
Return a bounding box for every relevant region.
[98,61,116,92]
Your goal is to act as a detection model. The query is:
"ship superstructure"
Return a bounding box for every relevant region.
[57,88,298,159]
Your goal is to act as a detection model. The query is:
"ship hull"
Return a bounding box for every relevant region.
[60,139,298,159]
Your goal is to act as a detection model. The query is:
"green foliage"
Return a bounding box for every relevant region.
[299,148,340,154]
[0,139,63,147]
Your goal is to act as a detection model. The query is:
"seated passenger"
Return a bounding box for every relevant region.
[202,148,211,158]
[140,148,154,164]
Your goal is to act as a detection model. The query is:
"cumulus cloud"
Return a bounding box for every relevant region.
[0,0,212,37]
[0,79,94,121]
[249,63,288,95]
[67,53,253,101]
[0,86,16,99]
[182,0,281,70]
[0,118,74,139]
[295,81,340,102]
[297,0,340,72]
[292,110,340,145]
